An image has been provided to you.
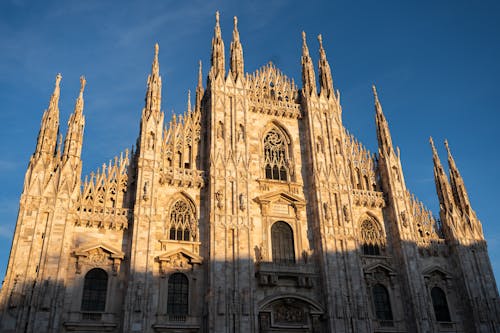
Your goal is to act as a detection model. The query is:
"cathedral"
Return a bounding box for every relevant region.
[1,12,499,333]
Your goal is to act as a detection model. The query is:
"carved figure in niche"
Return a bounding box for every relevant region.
[323,202,331,221]
[238,124,245,142]
[302,250,309,263]
[148,132,155,150]
[215,191,224,209]
[216,121,224,139]
[317,136,324,154]
[400,210,408,228]
[239,193,246,211]
[142,181,149,201]
[343,205,351,223]
[134,282,143,312]
[254,245,263,262]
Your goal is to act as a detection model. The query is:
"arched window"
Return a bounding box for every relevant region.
[431,287,451,322]
[167,273,189,316]
[263,128,289,181]
[271,221,295,264]
[360,219,384,255]
[81,268,108,312]
[168,198,196,242]
[373,284,393,321]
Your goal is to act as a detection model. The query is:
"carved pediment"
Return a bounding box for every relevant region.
[422,266,451,279]
[157,248,203,276]
[364,263,395,275]
[364,263,396,286]
[255,191,305,218]
[73,243,124,275]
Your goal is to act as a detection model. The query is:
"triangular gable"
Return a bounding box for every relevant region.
[364,262,396,275]
[74,242,124,259]
[422,265,451,279]
[255,191,306,206]
[157,247,202,264]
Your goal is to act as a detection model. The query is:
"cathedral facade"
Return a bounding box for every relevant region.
[0,12,499,333]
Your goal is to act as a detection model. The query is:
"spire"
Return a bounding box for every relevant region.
[373,85,394,156]
[301,31,317,96]
[35,74,62,157]
[430,137,454,213]
[144,43,162,118]
[444,140,472,214]
[195,60,204,112]
[187,90,192,113]
[63,76,86,160]
[230,16,244,80]
[210,11,225,78]
[317,34,334,98]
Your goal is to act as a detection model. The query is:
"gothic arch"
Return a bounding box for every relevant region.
[358,215,385,255]
[261,121,294,182]
[166,193,198,242]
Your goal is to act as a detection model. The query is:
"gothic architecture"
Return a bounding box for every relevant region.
[0,12,499,333]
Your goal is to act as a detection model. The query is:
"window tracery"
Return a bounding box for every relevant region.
[360,218,384,255]
[264,128,290,181]
[168,198,196,242]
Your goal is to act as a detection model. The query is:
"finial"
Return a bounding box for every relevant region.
[372,84,378,99]
[155,43,159,58]
[444,139,450,151]
[187,90,192,112]
[234,16,238,27]
[216,11,220,24]
[79,76,86,95]
[198,60,203,85]
[302,31,306,44]
[317,34,323,47]
[55,73,62,87]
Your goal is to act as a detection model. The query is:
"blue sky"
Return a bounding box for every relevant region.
[0,0,499,285]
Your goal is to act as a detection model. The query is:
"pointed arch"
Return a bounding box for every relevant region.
[359,215,385,255]
[167,193,198,242]
[262,122,293,182]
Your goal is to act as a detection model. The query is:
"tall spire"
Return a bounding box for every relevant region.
[63,76,86,160]
[317,34,334,98]
[444,140,472,214]
[301,31,317,96]
[230,16,244,80]
[210,11,225,78]
[430,137,454,213]
[35,74,62,157]
[195,60,204,112]
[144,43,162,118]
[373,85,394,156]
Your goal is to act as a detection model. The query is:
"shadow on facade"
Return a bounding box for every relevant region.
[1,238,499,333]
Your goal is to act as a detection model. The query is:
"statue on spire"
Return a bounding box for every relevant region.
[301,31,317,96]
[211,11,225,78]
[230,15,244,80]
[317,34,334,98]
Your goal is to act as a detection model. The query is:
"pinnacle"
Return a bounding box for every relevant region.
[79,76,86,95]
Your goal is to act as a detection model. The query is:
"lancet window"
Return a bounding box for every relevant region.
[372,284,393,321]
[263,128,290,181]
[431,287,451,322]
[168,198,196,242]
[271,221,295,264]
[81,268,108,312]
[167,273,189,317]
[360,218,384,255]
